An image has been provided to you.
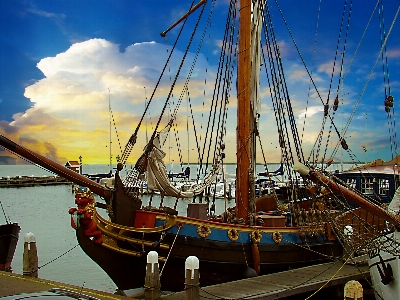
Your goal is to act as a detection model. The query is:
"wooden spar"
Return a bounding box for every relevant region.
[160,0,206,37]
[0,135,111,200]
[236,0,251,223]
[295,164,400,226]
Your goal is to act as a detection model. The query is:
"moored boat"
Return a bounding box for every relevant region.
[0,223,21,272]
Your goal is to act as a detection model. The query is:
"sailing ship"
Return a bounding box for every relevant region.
[0,0,399,296]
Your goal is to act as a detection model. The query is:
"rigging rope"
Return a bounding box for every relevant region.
[24,244,80,275]
[148,1,207,148]
[274,0,346,159]
[109,105,123,162]
[330,5,400,160]
[119,0,197,165]
[260,1,303,187]
[160,225,181,277]
[305,252,354,300]
[301,0,322,149]
[379,0,398,159]
[320,1,352,165]
[125,0,229,197]
[168,0,218,176]
[199,0,236,177]
[0,200,10,224]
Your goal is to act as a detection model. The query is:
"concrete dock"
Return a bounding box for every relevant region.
[0,271,130,299]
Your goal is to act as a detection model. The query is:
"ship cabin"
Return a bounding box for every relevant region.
[334,165,400,204]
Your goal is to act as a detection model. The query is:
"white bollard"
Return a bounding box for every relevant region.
[185,256,200,300]
[145,251,160,300]
[23,232,38,278]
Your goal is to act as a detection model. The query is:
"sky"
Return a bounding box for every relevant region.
[1,0,400,168]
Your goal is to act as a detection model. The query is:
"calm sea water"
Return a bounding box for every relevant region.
[0,162,347,292]
[0,164,118,293]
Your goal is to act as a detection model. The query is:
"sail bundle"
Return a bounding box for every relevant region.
[146,124,221,198]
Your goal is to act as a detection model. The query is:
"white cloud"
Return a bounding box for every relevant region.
[27,7,65,20]
[297,105,323,120]
[317,60,341,76]
[5,38,215,163]
[23,39,175,115]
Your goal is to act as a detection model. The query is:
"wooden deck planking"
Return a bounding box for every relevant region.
[161,260,370,300]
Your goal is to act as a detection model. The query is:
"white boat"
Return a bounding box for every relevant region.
[368,187,400,300]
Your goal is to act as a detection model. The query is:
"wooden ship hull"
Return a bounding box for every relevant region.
[0,223,20,271]
[77,208,342,291]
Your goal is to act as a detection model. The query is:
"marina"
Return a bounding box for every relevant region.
[1,1,400,299]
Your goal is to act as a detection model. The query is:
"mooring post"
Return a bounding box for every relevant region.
[144,251,160,300]
[185,256,199,300]
[23,232,38,278]
[344,280,363,300]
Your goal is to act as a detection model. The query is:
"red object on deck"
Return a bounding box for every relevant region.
[134,210,156,228]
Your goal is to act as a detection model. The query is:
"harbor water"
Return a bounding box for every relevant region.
[0,163,238,293]
[0,162,348,293]
[0,165,117,293]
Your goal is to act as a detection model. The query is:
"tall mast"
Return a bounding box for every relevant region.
[236,0,252,224]
[108,88,112,173]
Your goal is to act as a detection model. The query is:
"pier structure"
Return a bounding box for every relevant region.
[0,254,373,299]
[160,255,372,300]
[0,175,70,188]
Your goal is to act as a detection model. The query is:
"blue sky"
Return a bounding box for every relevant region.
[1,0,400,166]
[0,0,185,121]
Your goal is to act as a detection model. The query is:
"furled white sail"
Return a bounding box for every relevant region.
[250,2,263,123]
[146,124,221,198]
